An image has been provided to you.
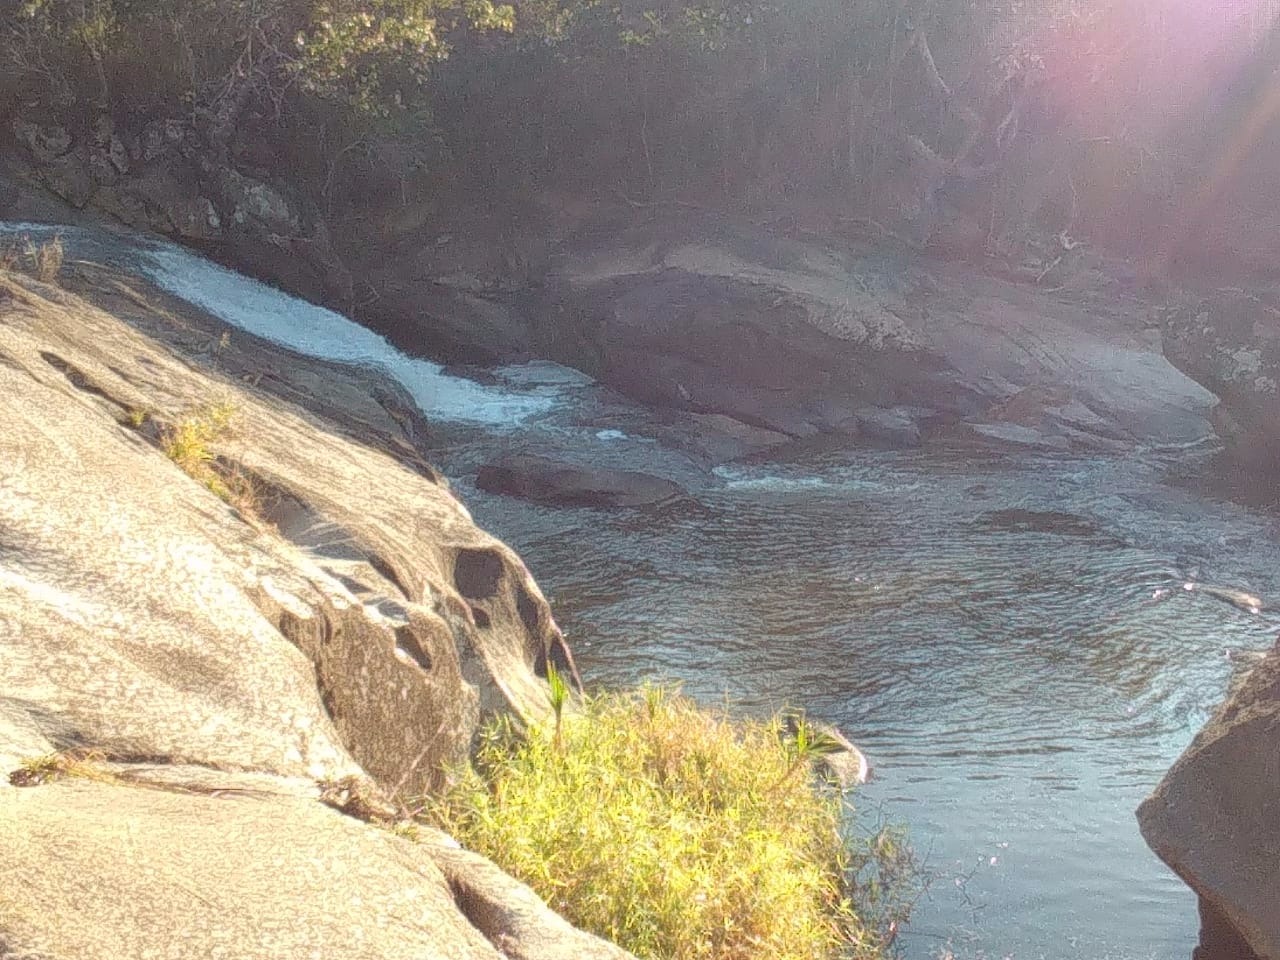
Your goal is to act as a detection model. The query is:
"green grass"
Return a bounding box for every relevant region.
[9,748,111,787]
[160,400,265,522]
[161,400,236,477]
[429,685,913,960]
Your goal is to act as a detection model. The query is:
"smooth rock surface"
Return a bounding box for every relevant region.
[0,270,565,796]
[1,778,631,960]
[553,216,1218,450]
[0,265,633,959]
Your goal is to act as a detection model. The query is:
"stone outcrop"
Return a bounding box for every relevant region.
[5,125,1222,459]
[546,215,1218,452]
[1161,290,1280,471]
[8,113,352,305]
[0,264,630,959]
[1137,641,1280,960]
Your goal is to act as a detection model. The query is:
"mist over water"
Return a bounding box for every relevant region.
[13,221,1273,960]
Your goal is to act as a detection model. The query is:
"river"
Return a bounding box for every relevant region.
[10,222,1276,960]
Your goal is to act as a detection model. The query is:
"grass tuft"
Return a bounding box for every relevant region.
[160,400,266,522]
[9,748,111,787]
[30,234,64,283]
[161,400,236,475]
[429,685,914,960]
[0,234,65,283]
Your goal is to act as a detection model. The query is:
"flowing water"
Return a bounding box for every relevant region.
[460,447,1280,960]
[12,223,1278,960]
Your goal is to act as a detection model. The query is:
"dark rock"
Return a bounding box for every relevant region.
[1162,292,1280,471]
[476,454,686,508]
[684,413,791,463]
[976,509,1104,537]
[40,152,95,208]
[855,406,923,447]
[12,118,72,162]
[1138,641,1280,960]
[217,167,300,234]
[366,283,535,365]
[1195,897,1264,960]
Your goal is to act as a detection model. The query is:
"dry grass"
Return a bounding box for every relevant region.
[430,685,916,960]
[9,748,112,787]
[0,234,64,283]
[160,400,267,522]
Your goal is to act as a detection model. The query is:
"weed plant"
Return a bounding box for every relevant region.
[161,400,264,521]
[431,685,912,960]
[0,234,64,283]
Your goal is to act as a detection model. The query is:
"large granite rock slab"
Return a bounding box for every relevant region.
[0,264,631,958]
[553,216,1217,451]
[1,776,631,960]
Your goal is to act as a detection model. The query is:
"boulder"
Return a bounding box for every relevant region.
[855,406,924,447]
[0,266,564,801]
[11,118,72,162]
[476,454,686,508]
[1161,291,1280,471]
[1137,641,1280,960]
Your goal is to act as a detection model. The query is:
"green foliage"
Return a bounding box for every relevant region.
[545,660,568,748]
[162,400,236,479]
[430,685,912,960]
[160,400,265,523]
[4,0,520,116]
[294,0,516,112]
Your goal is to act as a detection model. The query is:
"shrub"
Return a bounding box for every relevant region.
[430,685,911,960]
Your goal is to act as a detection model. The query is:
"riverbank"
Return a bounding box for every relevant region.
[4,186,1278,957]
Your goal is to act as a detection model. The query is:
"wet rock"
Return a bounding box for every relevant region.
[367,283,536,365]
[1137,641,1280,960]
[855,406,923,447]
[976,509,1105,537]
[476,454,686,508]
[684,413,791,463]
[807,721,871,788]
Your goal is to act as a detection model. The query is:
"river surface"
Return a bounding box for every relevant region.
[11,222,1278,960]
[459,444,1279,960]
